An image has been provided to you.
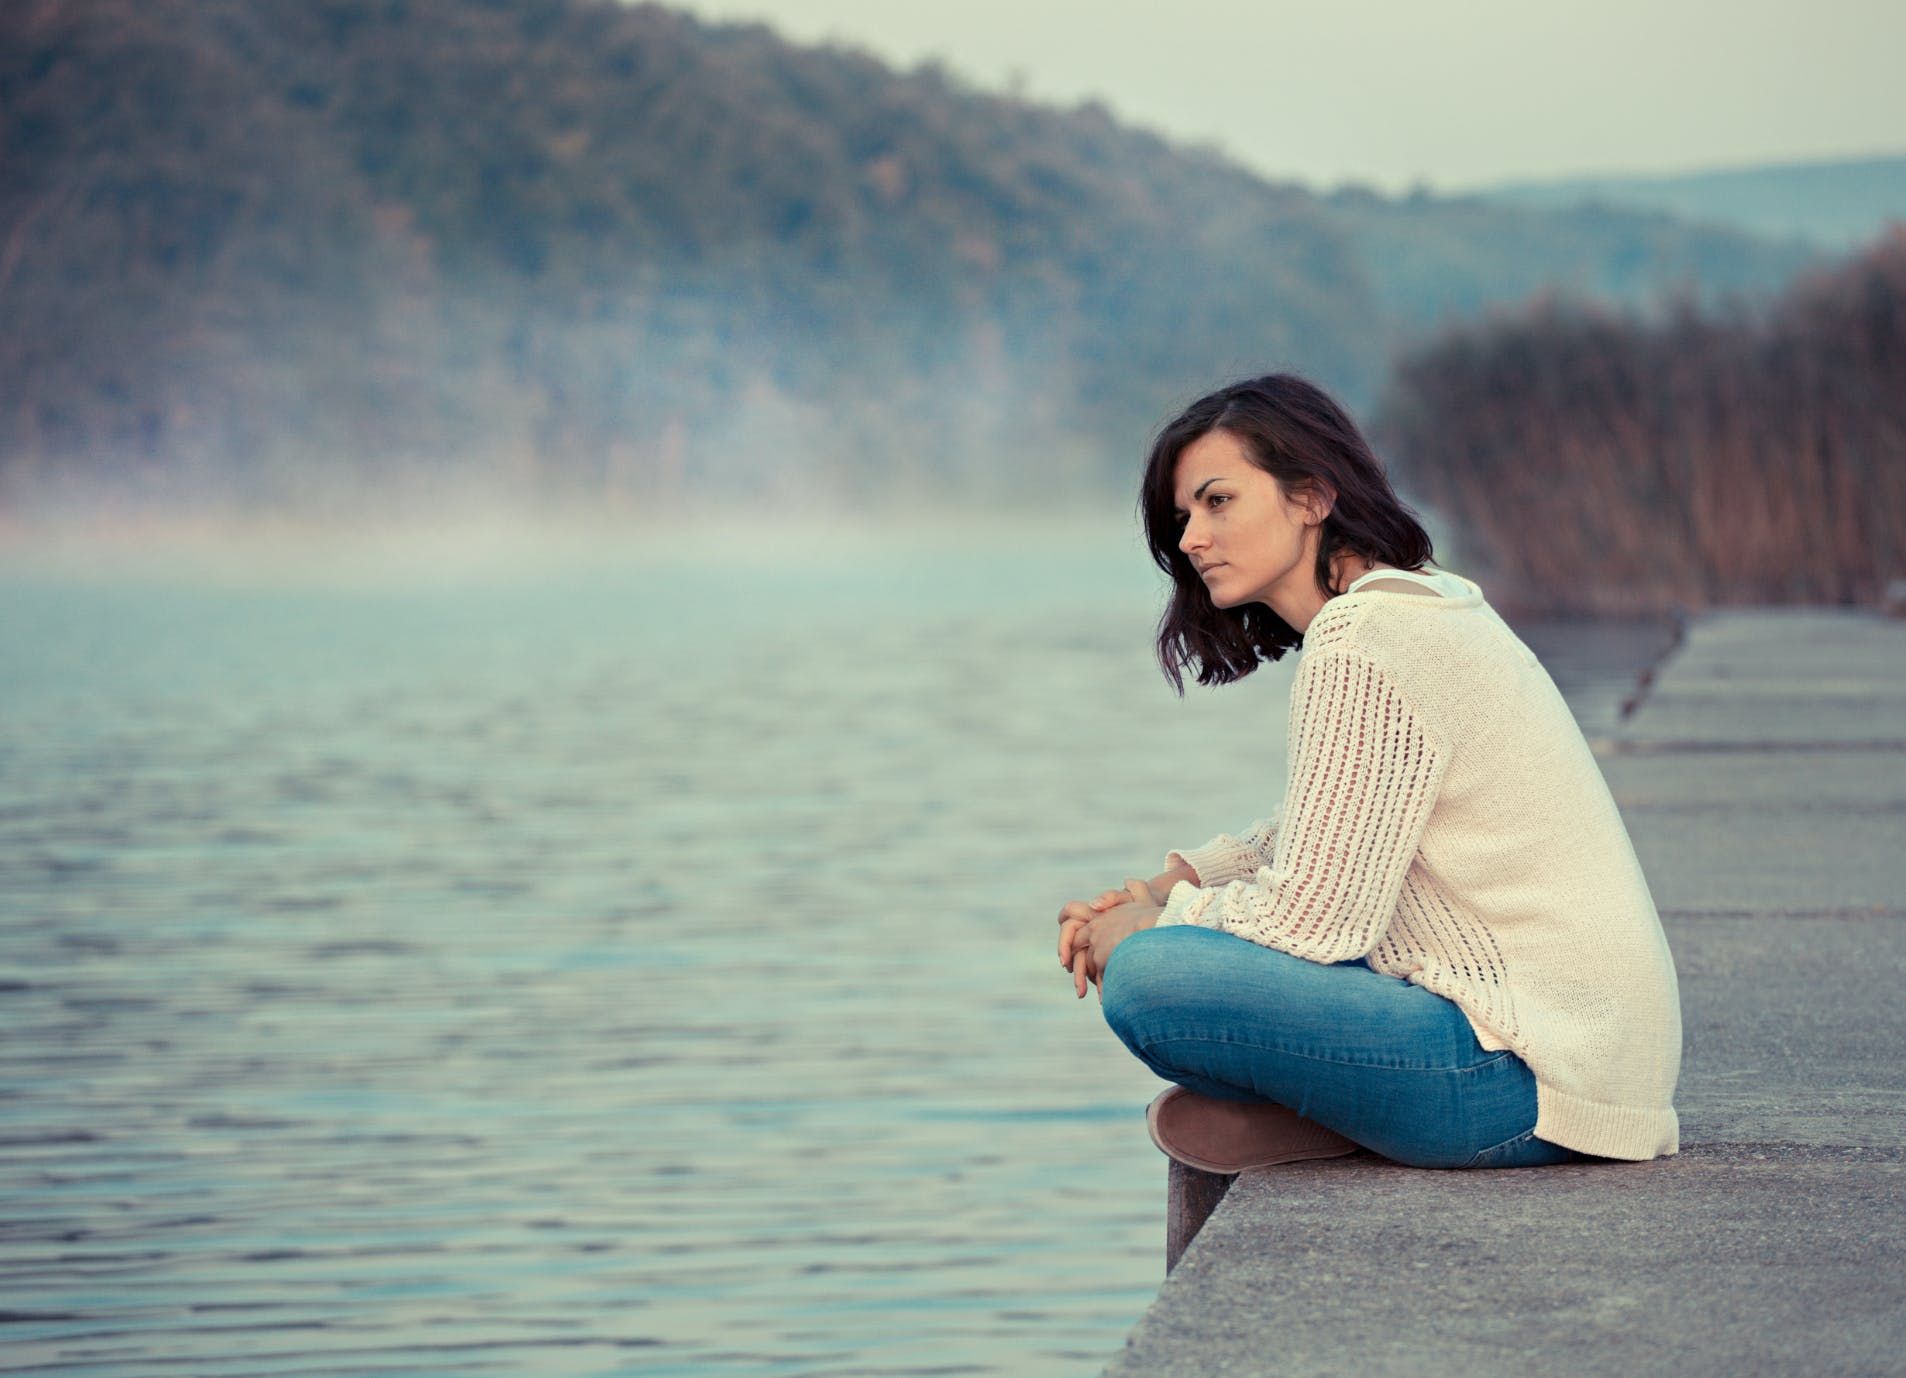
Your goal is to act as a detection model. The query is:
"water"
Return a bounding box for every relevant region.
[0,518,1678,1376]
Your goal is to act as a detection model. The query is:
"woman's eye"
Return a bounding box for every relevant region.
[1208,494,1228,510]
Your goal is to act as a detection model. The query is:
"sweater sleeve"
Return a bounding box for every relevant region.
[1155,650,1448,964]
[1162,813,1281,887]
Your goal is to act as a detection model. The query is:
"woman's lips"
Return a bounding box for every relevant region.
[1200,563,1224,576]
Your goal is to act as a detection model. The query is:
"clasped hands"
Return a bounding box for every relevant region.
[1056,878,1168,1000]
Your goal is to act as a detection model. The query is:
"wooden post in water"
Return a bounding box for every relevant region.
[1166,1160,1236,1274]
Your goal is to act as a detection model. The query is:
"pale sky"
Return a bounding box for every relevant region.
[676,0,1906,194]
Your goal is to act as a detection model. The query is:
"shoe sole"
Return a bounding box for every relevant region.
[1146,1086,1362,1173]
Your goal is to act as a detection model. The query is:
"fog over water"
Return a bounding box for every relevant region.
[0,514,1676,1376]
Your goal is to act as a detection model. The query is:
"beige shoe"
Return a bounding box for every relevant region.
[1146,1086,1363,1173]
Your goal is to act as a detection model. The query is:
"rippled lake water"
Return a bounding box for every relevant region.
[0,517,1678,1376]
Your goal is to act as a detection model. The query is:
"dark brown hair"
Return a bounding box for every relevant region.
[1140,372,1435,695]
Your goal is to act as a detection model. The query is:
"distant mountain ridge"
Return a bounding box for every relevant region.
[0,0,1846,516]
[1467,152,1906,253]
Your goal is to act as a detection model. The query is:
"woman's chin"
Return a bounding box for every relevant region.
[1207,582,1260,611]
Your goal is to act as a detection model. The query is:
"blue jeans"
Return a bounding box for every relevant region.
[1100,925,1584,1170]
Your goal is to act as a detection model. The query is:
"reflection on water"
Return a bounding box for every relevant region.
[0,523,1677,1376]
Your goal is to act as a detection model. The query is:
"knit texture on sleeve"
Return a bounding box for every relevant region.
[1156,649,1448,964]
[1162,812,1280,887]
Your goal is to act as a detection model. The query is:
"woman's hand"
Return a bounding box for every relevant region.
[1072,898,1166,998]
[1095,878,1168,910]
[1057,878,1159,971]
[1056,865,1191,977]
[1058,879,1166,999]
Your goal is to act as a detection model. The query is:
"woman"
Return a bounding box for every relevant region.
[1055,373,1682,1172]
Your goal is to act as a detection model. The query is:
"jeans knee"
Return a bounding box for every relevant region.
[1098,927,1171,1049]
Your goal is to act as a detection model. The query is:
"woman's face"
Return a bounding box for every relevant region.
[1171,428,1323,612]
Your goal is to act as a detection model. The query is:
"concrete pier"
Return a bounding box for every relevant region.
[1108,607,1906,1377]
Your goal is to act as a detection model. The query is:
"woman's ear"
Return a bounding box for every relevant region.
[1300,481,1336,526]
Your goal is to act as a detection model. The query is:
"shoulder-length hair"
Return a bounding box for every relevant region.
[1140,372,1435,696]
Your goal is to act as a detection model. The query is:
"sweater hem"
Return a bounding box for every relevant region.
[1457,1005,1514,1053]
[1534,1081,1680,1161]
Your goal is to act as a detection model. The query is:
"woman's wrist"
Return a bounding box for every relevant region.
[1146,864,1198,904]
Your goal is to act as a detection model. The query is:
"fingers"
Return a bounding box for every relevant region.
[1058,916,1083,967]
[1090,888,1129,912]
[1059,915,1095,968]
[1057,901,1094,968]
[1125,878,1152,905]
[1072,948,1087,999]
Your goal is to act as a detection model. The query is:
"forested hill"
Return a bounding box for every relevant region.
[1469,153,1906,254]
[0,0,1826,516]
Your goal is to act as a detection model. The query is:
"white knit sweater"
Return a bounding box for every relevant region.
[1156,567,1683,1162]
